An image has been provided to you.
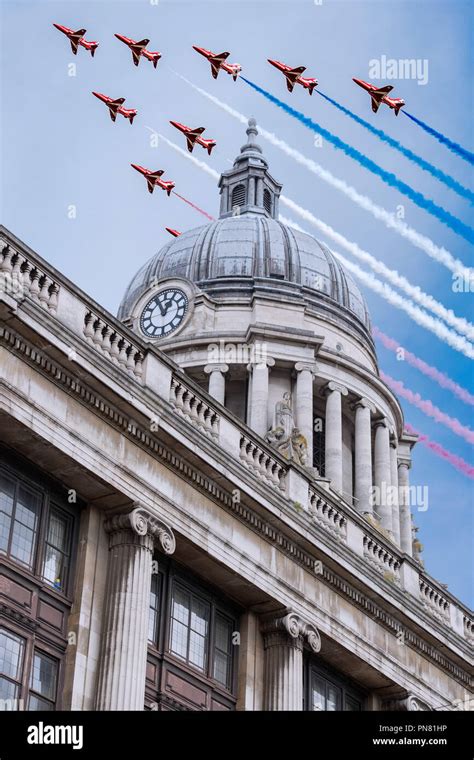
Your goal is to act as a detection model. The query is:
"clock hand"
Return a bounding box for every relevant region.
[157,299,172,316]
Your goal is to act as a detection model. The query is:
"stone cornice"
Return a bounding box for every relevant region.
[0,324,472,686]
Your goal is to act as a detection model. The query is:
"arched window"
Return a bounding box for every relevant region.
[231,184,246,209]
[263,188,272,214]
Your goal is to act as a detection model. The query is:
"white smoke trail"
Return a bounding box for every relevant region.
[279,215,474,359]
[150,126,474,358]
[279,197,474,340]
[175,73,471,280]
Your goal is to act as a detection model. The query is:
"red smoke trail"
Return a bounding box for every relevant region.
[172,191,216,221]
[381,372,474,445]
[373,327,474,407]
[405,423,474,480]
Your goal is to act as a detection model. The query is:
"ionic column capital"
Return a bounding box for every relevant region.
[246,356,275,371]
[373,416,390,430]
[261,611,321,653]
[294,361,318,375]
[104,506,176,555]
[352,396,376,413]
[324,381,348,397]
[398,457,412,470]
[204,363,229,375]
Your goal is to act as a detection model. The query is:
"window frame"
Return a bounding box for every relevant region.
[148,560,239,696]
[305,658,366,712]
[0,458,79,599]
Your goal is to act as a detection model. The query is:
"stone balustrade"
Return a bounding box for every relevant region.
[363,535,401,585]
[0,242,59,314]
[170,375,219,441]
[308,488,347,542]
[83,311,144,381]
[463,616,474,644]
[2,228,472,651]
[419,578,451,625]
[239,435,287,491]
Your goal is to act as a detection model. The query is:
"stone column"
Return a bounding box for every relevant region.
[261,612,321,711]
[390,438,401,545]
[96,507,176,710]
[398,460,413,556]
[354,398,375,515]
[256,178,263,207]
[204,363,229,405]
[373,419,392,533]
[324,382,348,493]
[294,362,317,463]
[220,186,229,216]
[247,358,275,437]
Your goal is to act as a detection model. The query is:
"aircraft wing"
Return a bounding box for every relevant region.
[146,180,155,194]
[111,98,125,105]
[108,107,117,122]
[285,75,296,92]
[373,85,393,95]
[213,52,230,63]
[289,66,306,75]
[370,97,381,113]
[191,127,206,135]
[150,170,164,178]
[69,40,79,55]
[132,50,141,66]
[186,136,196,153]
[210,62,220,79]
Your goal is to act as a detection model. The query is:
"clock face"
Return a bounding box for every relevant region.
[140,288,189,338]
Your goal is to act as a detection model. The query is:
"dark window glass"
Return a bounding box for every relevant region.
[43,507,72,591]
[313,421,325,476]
[148,573,160,643]
[310,671,342,711]
[0,475,40,569]
[29,652,58,711]
[0,628,24,709]
[169,585,210,672]
[0,474,15,553]
[213,614,233,689]
[345,695,362,711]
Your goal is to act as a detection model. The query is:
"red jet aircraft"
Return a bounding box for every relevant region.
[53,24,98,56]
[267,60,318,95]
[166,228,181,237]
[169,121,216,155]
[115,34,161,68]
[93,93,137,124]
[131,165,175,195]
[352,79,405,115]
[192,47,241,81]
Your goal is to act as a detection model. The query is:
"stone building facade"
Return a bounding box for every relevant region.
[0,121,472,711]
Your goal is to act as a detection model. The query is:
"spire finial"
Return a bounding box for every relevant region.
[240,117,262,155]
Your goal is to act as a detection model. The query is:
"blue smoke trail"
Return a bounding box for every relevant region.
[239,76,474,244]
[403,111,474,166]
[315,90,474,204]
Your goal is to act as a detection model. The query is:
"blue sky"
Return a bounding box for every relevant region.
[1,0,472,605]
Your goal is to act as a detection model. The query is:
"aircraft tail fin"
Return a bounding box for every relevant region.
[307,82,317,95]
[394,103,403,116]
[207,142,216,156]
[128,112,137,125]
[90,43,98,57]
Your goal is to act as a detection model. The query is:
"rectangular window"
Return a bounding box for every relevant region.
[0,474,41,570]
[169,585,210,672]
[29,651,58,711]
[148,573,160,643]
[213,614,233,689]
[0,628,25,708]
[42,507,72,592]
[310,671,342,711]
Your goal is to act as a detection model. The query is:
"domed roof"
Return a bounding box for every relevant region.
[118,215,371,330]
[118,118,371,335]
